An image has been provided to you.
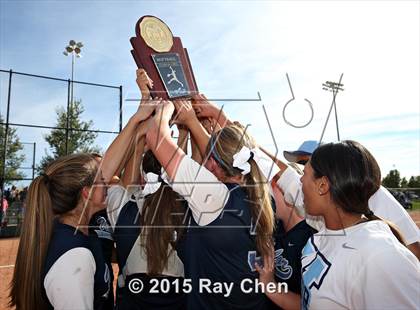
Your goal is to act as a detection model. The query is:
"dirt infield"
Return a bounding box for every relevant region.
[1,212,419,309]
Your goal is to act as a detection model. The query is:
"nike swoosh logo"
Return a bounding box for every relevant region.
[288,242,295,247]
[342,243,356,250]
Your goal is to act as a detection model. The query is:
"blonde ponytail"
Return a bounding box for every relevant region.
[244,160,274,259]
[206,125,274,259]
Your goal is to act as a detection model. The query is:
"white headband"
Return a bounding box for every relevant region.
[142,172,162,196]
[232,146,280,181]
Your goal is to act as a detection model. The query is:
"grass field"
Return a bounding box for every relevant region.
[411,200,420,211]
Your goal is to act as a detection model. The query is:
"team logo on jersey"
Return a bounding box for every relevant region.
[301,237,331,310]
[94,216,113,241]
[247,251,263,271]
[274,248,293,280]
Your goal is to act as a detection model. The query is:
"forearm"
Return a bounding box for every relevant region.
[177,127,189,154]
[190,135,203,163]
[101,116,139,183]
[186,118,210,159]
[259,146,288,181]
[214,109,232,128]
[121,136,145,188]
[113,136,135,178]
[146,119,184,180]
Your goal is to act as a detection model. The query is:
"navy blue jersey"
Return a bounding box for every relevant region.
[113,199,141,308]
[272,220,316,295]
[43,221,111,310]
[180,183,270,310]
[113,199,186,310]
[89,210,115,310]
[113,200,141,271]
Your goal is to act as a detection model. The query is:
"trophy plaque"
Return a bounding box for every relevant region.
[130,16,198,99]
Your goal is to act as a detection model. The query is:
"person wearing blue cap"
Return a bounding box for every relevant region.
[283,140,320,166]
[274,140,420,260]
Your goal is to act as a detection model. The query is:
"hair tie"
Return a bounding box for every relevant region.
[232,146,254,175]
[365,210,375,217]
[143,172,162,196]
[40,173,50,183]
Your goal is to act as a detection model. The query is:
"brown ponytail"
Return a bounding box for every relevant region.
[9,153,98,310]
[9,176,53,309]
[140,185,186,275]
[140,150,186,275]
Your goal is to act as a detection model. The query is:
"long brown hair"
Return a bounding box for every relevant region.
[9,153,98,310]
[206,124,274,259]
[139,150,186,275]
[310,140,406,245]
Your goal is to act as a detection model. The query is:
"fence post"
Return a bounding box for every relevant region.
[32,142,36,180]
[119,85,123,133]
[65,79,71,155]
[1,70,13,225]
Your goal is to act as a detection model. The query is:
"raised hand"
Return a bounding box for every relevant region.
[193,94,232,128]
[136,69,153,99]
[155,99,175,123]
[136,117,154,138]
[173,99,198,126]
[255,248,275,286]
[133,97,160,123]
[192,94,220,119]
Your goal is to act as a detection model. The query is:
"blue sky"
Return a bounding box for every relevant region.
[1,0,419,183]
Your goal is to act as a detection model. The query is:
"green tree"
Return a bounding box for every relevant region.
[0,115,25,185]
[382,169,401,188]
[38,100,101,172]
[407,176,420,188]
[400,177,408,188]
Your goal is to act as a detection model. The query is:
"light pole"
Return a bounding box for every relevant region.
[319,74,344,143]
[63,40,83,154]
[63,40,83,106]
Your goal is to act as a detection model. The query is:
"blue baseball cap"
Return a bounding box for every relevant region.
[283,140,320,163]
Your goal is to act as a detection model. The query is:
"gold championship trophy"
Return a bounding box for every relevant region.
[130,16,199,99]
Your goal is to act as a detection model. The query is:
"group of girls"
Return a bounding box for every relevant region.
[10,69,419,310]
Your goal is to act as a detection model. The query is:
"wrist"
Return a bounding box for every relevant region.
[141,91,151,100]
[219,111,232,126]
[260,277,275,288]
[185,114,199,127]
[129,114,143,125]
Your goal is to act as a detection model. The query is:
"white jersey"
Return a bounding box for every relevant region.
[106,184,143,231]
[106,183,184,279]
[301,220,420,310]
[277,167,420,245]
